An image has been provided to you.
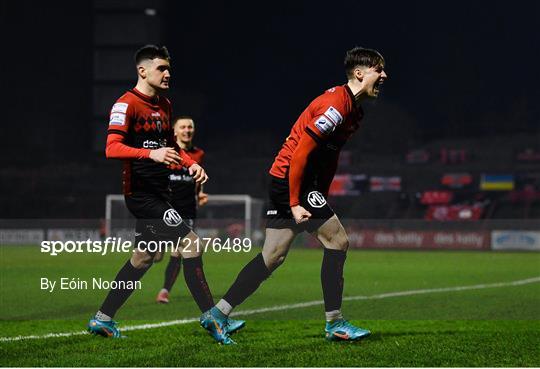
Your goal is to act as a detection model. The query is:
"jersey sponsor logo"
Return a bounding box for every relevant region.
[111,102,128,114]
[307,191,327,208]
[109,112,126,126]
[151,112,161,117]
[315,116,336,135]
[327,87,336,92]
[143,140,159,149]
[169,173,194,182]
[142,139,167,149]
[163,209,183,227]
[323,106,343,126]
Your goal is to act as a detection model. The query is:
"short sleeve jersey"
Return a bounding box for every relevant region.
[107,88,173,194]
[269,85,363,180]
[169,146,205,213]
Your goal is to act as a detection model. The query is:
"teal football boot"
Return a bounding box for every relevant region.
[87,317,122,338]
[325,319,370,341]
[227,317,246,334]
[200,307,236,345]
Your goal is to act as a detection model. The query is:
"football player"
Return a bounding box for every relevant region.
[87,45,244,340]
[200,47,388,344]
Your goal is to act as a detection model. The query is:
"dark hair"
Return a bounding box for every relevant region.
[344,47,385,79]
[134,45,170,65]
[173,115,195,128]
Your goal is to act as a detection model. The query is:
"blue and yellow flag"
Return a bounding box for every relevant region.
[480,174,514,191]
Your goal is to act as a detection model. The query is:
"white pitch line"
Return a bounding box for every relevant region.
[1,276,539,343]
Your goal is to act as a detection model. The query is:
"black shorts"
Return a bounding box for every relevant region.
[170,200,196,229]
[125,191,193,242]
[265,175,335,233]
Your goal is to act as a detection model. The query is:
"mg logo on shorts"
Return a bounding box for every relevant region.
[163,209,183,227]
[307,191,326,208]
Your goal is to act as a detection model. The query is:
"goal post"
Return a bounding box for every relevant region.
[105,194,264,240]
[104,194,133,238]
[204,195,255,239]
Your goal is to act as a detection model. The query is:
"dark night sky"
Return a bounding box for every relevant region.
[1,0,538,218]
[165,1,540,143]
[2,0,539,162]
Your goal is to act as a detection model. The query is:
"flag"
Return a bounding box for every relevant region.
[370,176,402,192]
[480,174,514,191]
[329,174,368,196]
[441,173,473,188]
[420,191,454,205]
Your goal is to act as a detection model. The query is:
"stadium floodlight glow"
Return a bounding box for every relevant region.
[144,8,157,16]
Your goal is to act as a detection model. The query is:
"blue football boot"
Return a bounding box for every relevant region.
[325,319,371,341]
[200,307,236,345]
[87,316,122,338]
[227,317,246,334]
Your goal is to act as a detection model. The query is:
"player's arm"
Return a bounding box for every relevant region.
[289,132,319,207]
[105,133,181,164]
[106,101,181,164]
[195,151,209,206]
[176,148,208,185]
[288,131,320,223]
[289,101,347,223]
[105,132,150,159]
[197,183,209,206]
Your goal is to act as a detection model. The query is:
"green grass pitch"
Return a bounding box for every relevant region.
[1,245,539,367]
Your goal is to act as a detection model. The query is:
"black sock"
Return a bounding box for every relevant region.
[222,253,271,308]
[321,248,347,312]
[183,256,214,312]
[99,259,149,318]
[163,256,181,291]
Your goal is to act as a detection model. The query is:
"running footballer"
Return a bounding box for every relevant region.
[200,46,388,344]
[87,45,245,339]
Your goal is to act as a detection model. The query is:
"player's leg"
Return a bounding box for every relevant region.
[315,215,348,319]
[156,248,182,304]
[218,227,298,311]
[200,175,299,344]
[314,215,370,341]
[138,202,216,315]
[156,219,192,303]
[176,230,215,313]
[178,229,247,335]
[200,227,298,344]
[88,221,155,338]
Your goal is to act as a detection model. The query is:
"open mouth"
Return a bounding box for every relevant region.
[374,79,384,93]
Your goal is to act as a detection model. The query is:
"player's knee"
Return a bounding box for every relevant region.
[332,231,349,251]
[272,253,287,269]
[262,248,288,271]
[321,231,349,251]
[153,251,164,262]
[131,251,153,269]
[337,234,349,251]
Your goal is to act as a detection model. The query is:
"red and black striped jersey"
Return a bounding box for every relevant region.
[169,146,205,213]
[269,85,364,206]
[105,88,195,194]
